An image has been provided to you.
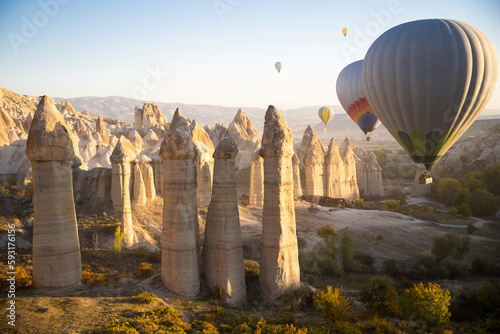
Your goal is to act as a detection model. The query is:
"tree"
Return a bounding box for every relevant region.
[431,232,471,263]
[359,276,402,317]
[372,150,388,168]
[437,178,461,206]
[453,187,470,206]
[313,286,353,323]
[469,189,500,216]
[341,228,354,269]
[462,172,487,193]
[400,282,451,329]
[482,163,500,196]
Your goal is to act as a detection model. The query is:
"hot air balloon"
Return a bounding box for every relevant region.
[342,27,348,36]
[362,19,498,183]
[318,106,334,131]
[336,59,381,141]
[275,61,282,73]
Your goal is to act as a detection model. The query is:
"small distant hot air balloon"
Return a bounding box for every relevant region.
[336,60,381,140]
[318,106,334,132]
[362,19,498,183]
[275,61,282,73]
[342,27,348,36]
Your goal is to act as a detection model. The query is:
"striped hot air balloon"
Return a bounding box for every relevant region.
[362,19,498,172]
[336,60,381,136]
[318,106,334,126]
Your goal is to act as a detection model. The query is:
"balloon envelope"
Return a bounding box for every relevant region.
[342,27,348,36]
[336,60,381,135]
[275,61,282,73]
[362,19,498,171]
[318,106,334,125]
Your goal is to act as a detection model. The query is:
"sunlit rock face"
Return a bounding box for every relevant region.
[339,137,360,200]
[190,120,215,208]
[134,103,168,127]
[26,96,82,288]
[159,108,200,297]
[203,132,246,305]
[249,148,264,206]
[258,105,300,301]
[292,154,302,198]
[324,139,344,198]
[302,126,325,198]
[228,108,261,170]
[363,152,384,196]
[110,137,138,247]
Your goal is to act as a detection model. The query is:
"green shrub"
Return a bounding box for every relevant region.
[414,255,437,278]
[354,198,364,209]
[313,286,353,323]
[419,204,432,215]
[244,259,259,277]
[467,222,479,234]
[436,256,471,278]
[316,225,336,239]
[457,203,473,217]
[432,232,471,263]
[471,257,500,276]
[400,282,451,328]
[298,250,321,276]
[384,258,405,278]
[353,252,375,273]
[469,189,500,216]
[359,276,402,317]
[384,200,400,211]
[437,178,461,206]
[376,234,384,242]
[133,291,157,304]
[341,229,354,270]
[16,266,32,288]
[396,195,407,206]
[448,207,458,218]
[138,262,153,276]
[113,226,125,259]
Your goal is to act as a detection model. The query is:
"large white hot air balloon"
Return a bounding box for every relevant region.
[362,19,498,178]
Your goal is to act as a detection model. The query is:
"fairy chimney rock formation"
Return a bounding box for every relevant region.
[159,108,200,296]
[302,127,325,197]
[292,154,303,198]
[96,116,110,145]
[363,152,385,196]
[228,108,261,170]
[297,125,316,166]
[110,136,137,246]
[129,130,144,151]
[339,137,360,200]
[133,162,147,206]
[203,132,246,305]
[190,120,215,207]
[143,128,160,150]
[26,95,82,288]
[62,100,77,115]
[134,103,168,127]
[324,139,344,198]
[137,155,156,200]
[205,122,227,148]
[249,148,264,206]
[258,105,300,300]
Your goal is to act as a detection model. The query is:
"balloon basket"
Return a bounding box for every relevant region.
[366,136,371,142]
[418,172,433,184]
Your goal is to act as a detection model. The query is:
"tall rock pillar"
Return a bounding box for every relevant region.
[249,148,264,206]
[159,109,200,296]
[203,133,246,305]
[26,96,82,288]
[324,139,344,198]
[110,137,137,246]
[302,126,325,197]
[292,154,302,198]
[259,105,300,300]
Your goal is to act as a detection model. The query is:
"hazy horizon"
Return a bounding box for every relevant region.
[1,0,499,110]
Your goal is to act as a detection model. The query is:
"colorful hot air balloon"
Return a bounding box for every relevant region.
[336,60,381,137]
[275,61,282,73]
[342,27,348,36]
[318,106,334,126]
[362,19,498,174]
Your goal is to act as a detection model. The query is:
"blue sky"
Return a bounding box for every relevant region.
[1,0,499,111]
